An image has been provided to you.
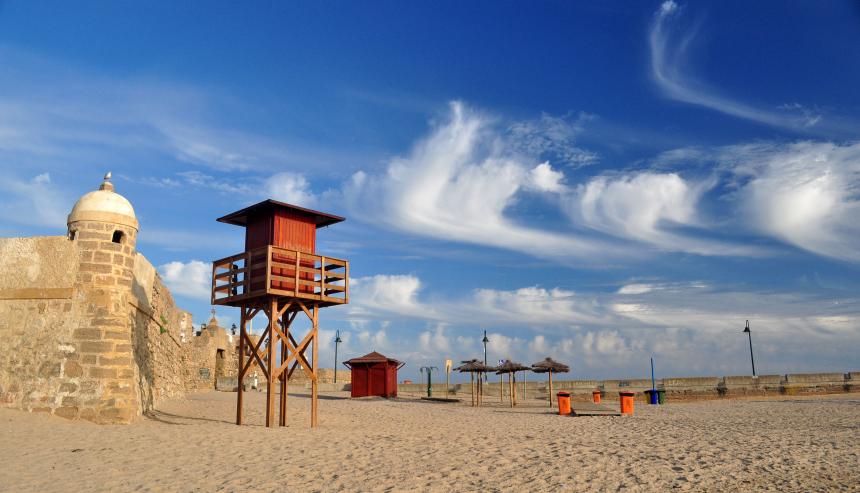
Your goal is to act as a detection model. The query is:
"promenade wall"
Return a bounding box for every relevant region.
[394,371,860,402]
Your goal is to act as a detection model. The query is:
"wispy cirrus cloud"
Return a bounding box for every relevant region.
[648,1,855,135]
[342,101,628,263]
[0,172,72,228]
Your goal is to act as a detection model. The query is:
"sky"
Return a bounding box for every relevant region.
[2,1,859,382]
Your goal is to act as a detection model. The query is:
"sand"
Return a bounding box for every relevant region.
[1,391,858,492]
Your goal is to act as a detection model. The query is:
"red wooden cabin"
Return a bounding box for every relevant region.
[211,199,349,307]
[343,352,404,398]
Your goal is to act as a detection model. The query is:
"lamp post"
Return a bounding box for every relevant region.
[334,330,342,383]
[482,330,490,381]
[420,366,438,397]
[743,320,756,378]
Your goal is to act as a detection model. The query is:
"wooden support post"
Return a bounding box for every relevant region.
[236,307,246,425]
[499,373,503,402]
[311,303,319,428]
[265,299,276,427]
[279,309,288,427]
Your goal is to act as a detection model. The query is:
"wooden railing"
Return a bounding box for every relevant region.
[211,246,348,306]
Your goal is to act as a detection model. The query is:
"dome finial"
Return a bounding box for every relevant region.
[99,171,115,192]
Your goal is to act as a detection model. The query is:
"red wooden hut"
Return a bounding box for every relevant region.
[343,352,404,398]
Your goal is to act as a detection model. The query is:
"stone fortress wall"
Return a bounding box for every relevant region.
[0,175,240,424]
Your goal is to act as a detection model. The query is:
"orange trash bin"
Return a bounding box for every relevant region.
[557,391,571,415]
[619,391,635,415]
[592,390,601,404]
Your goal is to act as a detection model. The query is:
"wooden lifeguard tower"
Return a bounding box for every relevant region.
[210,199,349,427]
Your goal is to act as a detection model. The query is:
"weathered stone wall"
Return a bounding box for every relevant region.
[0,238,81,414]
[130,253,240,408]
[0,235,138,423]
[0,234,243,424]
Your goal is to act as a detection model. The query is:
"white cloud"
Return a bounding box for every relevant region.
[158,260,212,300]
[527,162,566,193]
[723,141,860,261]
[618,283,655,295]
[506,112,598,167]
[419,324,452,353]
[350,274,436,319]
[265,172,316,206]
[569,171,760,256]
[648,1,833,133]
[0,172,71,228]
[343,101,624,262]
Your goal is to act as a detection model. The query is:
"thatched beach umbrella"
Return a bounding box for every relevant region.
[455,359,496,406]
[531,357,570,408]
[496,360,530,407]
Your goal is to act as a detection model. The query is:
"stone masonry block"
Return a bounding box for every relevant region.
[55,406,79,419]
[79,341,114,353]
[94,275,116,286]
[64,361,83,377]
[114,344,133,354]
[99,242,122,252]
[79,263,113,274]
[102,330,129,341]
[73,328,103,340]
[93,251,112,263]
[88,367,118,378]
[59,383,78,393]
[99,356,132,367]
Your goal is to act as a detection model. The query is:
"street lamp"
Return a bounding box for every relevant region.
[743,320,756,378]
[334,330,342,383]
[482,330,490,381]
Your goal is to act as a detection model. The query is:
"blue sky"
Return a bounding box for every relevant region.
[2,1,859,381]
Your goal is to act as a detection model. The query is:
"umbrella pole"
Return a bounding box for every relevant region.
[509,373,514,408]
[513,373,517,407]
[549,372,553,408]
[470,372,475,407]
[523,371,527,403]
[499,373,503,403]
[479,373,483,406]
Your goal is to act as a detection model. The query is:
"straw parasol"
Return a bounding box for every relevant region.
[531,357,570,408]
[455,359,496,406]
[495,360,530,407]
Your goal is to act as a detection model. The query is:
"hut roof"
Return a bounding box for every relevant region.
[343,351,401,366]
[217,199,345,228]
[454,359,496,373]
[495,360,530,374]
[531,357,570,374]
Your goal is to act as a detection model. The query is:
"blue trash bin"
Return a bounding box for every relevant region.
[645,389,658,405]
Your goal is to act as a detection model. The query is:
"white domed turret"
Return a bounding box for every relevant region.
[68,172,138,232]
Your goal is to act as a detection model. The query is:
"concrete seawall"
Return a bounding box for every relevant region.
[394,371,860,401]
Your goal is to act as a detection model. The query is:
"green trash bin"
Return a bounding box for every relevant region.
[657,389,666,404]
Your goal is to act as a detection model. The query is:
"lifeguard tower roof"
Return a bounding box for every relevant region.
[216,199,345,228]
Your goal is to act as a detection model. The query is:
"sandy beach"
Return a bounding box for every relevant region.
[1,391,858,492]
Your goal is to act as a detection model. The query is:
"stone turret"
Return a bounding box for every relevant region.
[64,173,141,422]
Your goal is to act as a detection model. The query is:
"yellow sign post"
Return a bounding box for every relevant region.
[445,359,452,397]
